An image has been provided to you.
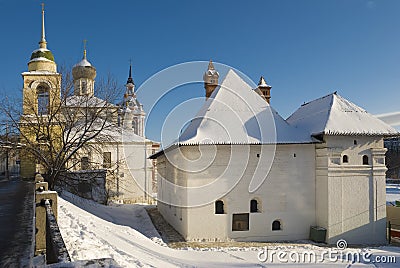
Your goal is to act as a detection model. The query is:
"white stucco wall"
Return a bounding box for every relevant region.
[68,140,157,204]
[315,136,387,244]
[157,144,316,242]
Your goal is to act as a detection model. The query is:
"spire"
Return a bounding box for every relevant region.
[203,59,219,100]
[127,61,134,85]
[208,59,215,70]
[257,76,272,104]
[258,76,271,88]
[83,39,87,59]
[39,3,47,49]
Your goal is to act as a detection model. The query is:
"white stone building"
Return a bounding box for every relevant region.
[64,48,159,204]
[151,63,398,244]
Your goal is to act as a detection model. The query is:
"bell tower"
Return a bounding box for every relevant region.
[20,3,61,179]
[22,3,61,116]
[119,63,146,136]
[203,60,219,99]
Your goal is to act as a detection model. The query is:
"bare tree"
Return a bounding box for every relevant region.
[0,68,123,189]
[0,123,20,179]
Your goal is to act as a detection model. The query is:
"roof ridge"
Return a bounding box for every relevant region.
[300,92,336,107]
[321,93,336,134]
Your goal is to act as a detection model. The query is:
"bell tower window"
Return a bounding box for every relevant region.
[363,155,369,165]
[81,81,87,94]
[37,84,50,115]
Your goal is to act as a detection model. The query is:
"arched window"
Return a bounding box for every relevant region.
[363,155,369,165]
[215,200,224,214]
[342,155,348,163]
[81,81,87,94]
[81,157,89,170]
[37,84,49,115]
[250,199,259,213]
[272,220,282,231]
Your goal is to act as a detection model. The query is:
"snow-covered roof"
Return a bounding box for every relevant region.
[28,57,53,63]
[102,126,153,143]
[74,58,92,67]
[206,69,219,76]
[22,71,60,75]
[258,76,270,88]
[67,118,153,144]
[287,93,399,136]
[176,69,312,145]
[32,48,51,53]
[66,95,116,108]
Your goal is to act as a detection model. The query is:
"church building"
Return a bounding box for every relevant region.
[151,62,398,244]
[20,5,159,204]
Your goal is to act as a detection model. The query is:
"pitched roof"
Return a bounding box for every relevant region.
[66,95,116,108]
[177,69,312,145]
[67,118,152,144]
[286,93,399,136]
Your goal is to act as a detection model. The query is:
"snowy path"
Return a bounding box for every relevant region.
[58,194,264,267]
[386,184,400,204]
[58,193,400,267]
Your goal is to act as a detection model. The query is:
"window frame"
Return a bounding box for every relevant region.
[103,152,112,169]
[81,156,89,170]
[215,200,225,214]
[232,213,249,231]
[362,155,369,165]
[272,219,282,231]
[37,84,50,115]
[250,199,259,213]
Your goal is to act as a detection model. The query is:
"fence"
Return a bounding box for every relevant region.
[35,174,71,264]
[387,205,400,244]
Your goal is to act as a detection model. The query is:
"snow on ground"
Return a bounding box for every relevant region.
[386,183,400,205]
[58,191,400,267]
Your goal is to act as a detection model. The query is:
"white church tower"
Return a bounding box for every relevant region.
[119,64,146,136]
[72,42,96,96]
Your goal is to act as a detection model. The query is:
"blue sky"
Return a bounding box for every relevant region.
[0,0,399,143]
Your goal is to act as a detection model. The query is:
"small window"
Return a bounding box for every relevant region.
[103,152,112,168]
[250,199,259,213]
[232,213,249,231]
[354,140,357,145]
[215,200,224,214]
[342,155,348,163]
[81,157,89,170]
[272,220,282,231]
[363,155,369,165]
